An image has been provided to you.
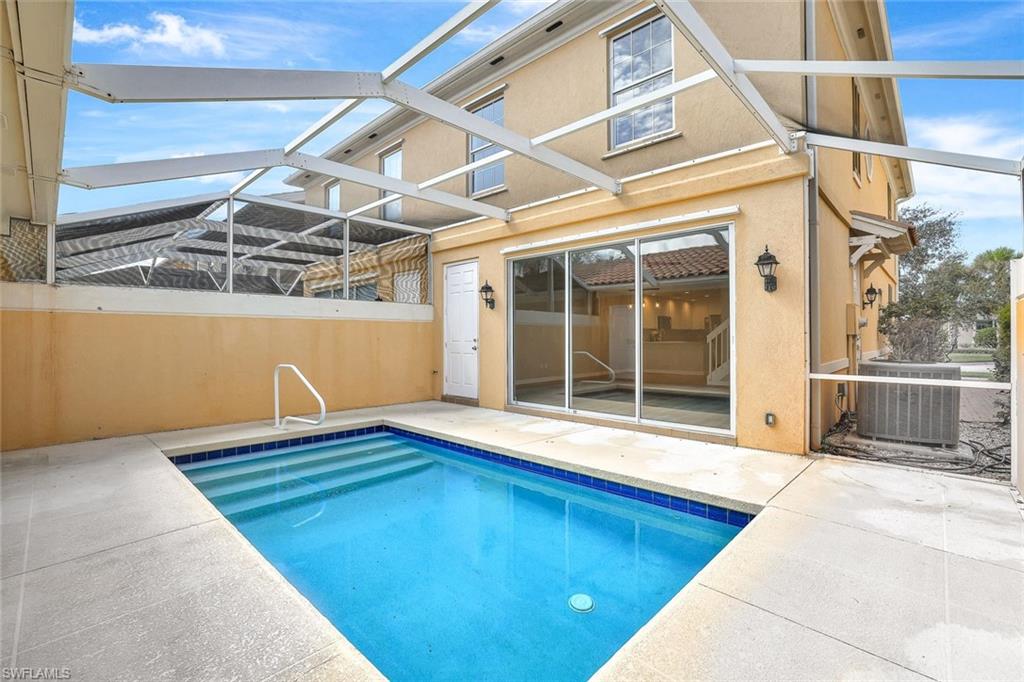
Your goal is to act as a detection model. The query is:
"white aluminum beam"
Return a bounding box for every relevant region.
[382,80,620,194]
[383,0,501,82]
[192,220,361,250]
[235,192,430,235]
[57,236,178,269]
[62,150,286,189]
[734,59,1024,80]
[56,192,229,225]
[59,149,497,221]
[287,151,509,221]
[236,218,340,262]
[68,63,618,196]
[233,0,501,196]
[805,132,1023,176]
[349,69,717,218]
[69,64,384,103]
[533,69,716,144]
[353,214,432,235]
[809,373,1011,392]
[652,0,795,151]
[234,192,348,220]
[175,239,325,262]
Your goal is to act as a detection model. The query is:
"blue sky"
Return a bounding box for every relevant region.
[62,0,1023,258]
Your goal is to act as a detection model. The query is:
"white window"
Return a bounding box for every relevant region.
[325,182,340,211]
[380,147,402,222]
[610,15,673,148]
[469,97,505,195]
[864,125,874,181]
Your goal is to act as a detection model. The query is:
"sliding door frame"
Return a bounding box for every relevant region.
[506,221,737,438]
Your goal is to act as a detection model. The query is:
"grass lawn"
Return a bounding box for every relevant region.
[947,352,994,363]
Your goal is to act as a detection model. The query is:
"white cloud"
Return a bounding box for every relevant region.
[892,3,1024,52]
[456,25,509,45]
[904,115,1024,223]
[74,13,225,57]
[455,0,557,45]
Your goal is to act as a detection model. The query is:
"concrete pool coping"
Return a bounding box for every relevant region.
[2,400,1022,680]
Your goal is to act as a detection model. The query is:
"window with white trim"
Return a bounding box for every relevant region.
[469,97,505,194]
[380,147,402,222]
[864,125,874,181]
[609,15,673,148]
[325,181,340,211]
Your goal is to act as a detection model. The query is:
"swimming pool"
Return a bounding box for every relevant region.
[176,427,747,681]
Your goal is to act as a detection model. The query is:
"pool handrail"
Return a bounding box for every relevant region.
[573,350,616,385]
[274,363,326,429]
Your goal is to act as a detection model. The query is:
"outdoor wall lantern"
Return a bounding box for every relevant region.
[862,283,880,309]
[755,245,779,293]
[479,280,496,309]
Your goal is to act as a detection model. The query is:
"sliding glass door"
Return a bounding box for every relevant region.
[569,244,636,418]
[508,225,733,433]
[639,229,731,429]
[511,254,565,407]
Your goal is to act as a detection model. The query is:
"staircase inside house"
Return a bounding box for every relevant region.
[706,318,730,386]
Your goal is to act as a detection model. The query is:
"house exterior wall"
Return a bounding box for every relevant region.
[302,1,805,227]
[811,0,904,436]
[0,287,434,451]
[429,145,811,454]
[1,5,32,230]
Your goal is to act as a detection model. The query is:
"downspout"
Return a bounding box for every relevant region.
[805,0,822,452]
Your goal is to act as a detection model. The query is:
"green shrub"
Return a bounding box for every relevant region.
[974,326,997,348]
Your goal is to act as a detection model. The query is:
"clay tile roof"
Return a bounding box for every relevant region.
[572,245,728,287]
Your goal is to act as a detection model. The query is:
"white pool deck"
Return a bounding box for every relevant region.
[2,400,1021,680]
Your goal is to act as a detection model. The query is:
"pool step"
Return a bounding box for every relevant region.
[181,432,394,478]
[219,456,432,519]
[201,445,421,501]
[188,434,407,487]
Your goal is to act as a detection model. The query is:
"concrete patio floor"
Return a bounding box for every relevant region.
[2,401,1021,680]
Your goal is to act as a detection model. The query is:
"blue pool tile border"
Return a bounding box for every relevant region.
[169,424,754,528]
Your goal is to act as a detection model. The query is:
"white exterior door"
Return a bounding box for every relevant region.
[444,261,479,399]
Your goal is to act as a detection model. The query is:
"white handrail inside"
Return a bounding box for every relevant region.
[574,350,616,385]
[274,363,327,429]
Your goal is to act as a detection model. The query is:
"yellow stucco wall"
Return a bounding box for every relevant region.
[810,0,905,441]
[304,1,804,226]
[0,310,434,451]
[430,145,810,454]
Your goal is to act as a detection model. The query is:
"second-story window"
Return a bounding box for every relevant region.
[610,15,673,148]
[469,97,505,195]
[852,81,862,179]
[380,146,402,222]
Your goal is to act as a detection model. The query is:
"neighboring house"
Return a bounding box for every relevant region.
[282,0,914,455]
[952,317,998,349]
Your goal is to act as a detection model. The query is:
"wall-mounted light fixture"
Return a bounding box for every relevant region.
[755,245,779,293]
[862,283,879,309]
[479,280,495,309]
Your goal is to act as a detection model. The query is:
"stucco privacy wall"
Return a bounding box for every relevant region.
[0,287,434,451]
[430,145,810,454]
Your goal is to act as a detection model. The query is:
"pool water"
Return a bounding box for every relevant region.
[178,430,742,681]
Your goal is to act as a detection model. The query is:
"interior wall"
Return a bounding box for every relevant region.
[0,307,434,451]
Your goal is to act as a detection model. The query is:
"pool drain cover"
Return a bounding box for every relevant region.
[568,593,594,613]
